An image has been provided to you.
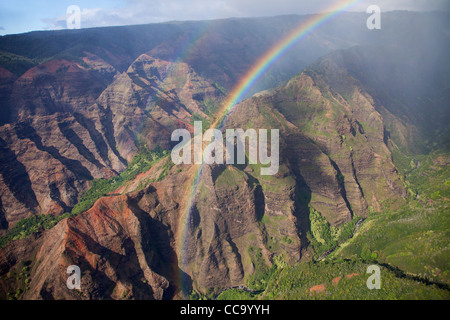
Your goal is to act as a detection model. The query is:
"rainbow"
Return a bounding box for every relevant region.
[212,0,362,129]
[177,0,362,295]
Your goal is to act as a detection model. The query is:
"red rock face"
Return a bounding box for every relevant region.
[0,52,225,232]
[7,164,190,299]
[309,284,326,294]
[34,193,172,300]
[10,59,115,120]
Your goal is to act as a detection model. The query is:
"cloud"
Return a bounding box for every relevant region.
[42,8,121,30]
[41,0,450,31]
[42,0,239,31]
[352,0,450,12]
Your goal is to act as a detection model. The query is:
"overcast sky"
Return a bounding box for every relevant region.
[0,0,449,35]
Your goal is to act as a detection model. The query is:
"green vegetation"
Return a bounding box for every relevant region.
[189,288,222,300]
[190,113,211,131]
[155,156,175,182]
[0,146,169,249]
[320,149,450,288]
[391,148,450,201]
[260,215,286,227]
[0,50,37,76]
[307,207,360,258]
[0,212,75,249]
[245,246,277,291]
[282,235,292,244]
[1,260,33,300]
[217,258,449,300]
[331,147,449,285]
[332,201,450,285]
[72,145,167,215]
[213,82,227,96]
[219,160,449,301]
[261,259,449,300]
[216,289,258,300]
[215,166,246,189]
[202,97,221,118]
[308,207,336,255]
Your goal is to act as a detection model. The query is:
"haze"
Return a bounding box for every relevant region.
[0,0,449,35]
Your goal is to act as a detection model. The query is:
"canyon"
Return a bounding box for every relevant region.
[0,11,448,299]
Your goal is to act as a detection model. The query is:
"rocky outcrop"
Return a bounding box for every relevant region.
[0,52,224,231]
[95,53,223,162]
[223,60,406,228]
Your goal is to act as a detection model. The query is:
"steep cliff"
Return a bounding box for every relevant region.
[0,52,223,231]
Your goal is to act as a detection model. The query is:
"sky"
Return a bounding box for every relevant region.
[0,0,449,36]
